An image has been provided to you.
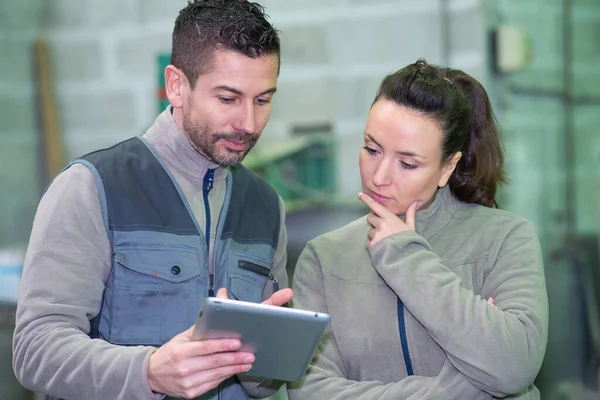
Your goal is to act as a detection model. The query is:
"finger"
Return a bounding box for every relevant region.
[190,352,255,373]
[187,338,243,357]
[187,363,254,397]
[182,378,223,400]
[367,228,375,240]
[169,323,200,342]
[216,288,228,299]
[405,201,419,231]
[366,213,381,228]
[182,363,253,398]
[262,288,294,306]
[358,192,392,218]
[487,297,495,306]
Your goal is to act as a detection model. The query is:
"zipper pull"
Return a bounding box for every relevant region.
[209,274,215,297]
[269,273,279,292]
[204,168,215,194]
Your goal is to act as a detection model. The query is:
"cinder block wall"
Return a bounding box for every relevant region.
[0,0,487,247]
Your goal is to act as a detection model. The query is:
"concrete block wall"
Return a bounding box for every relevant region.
[495,0,600,241]
[4,0,597,244]
[0,0,487,246]
[0,0,45,248]
[44,0,486,195]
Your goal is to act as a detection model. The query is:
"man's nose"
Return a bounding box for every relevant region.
[233,103,256,134]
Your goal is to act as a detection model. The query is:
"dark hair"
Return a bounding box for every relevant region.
[373,59,507,208]
[171,0,280,89]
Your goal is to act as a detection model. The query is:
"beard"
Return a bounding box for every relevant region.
[182,107,259,167]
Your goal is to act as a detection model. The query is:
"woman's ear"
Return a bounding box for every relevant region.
[164,65,186,108]
[438,151,462,187]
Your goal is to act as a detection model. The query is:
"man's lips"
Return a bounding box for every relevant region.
[219,138,250,151]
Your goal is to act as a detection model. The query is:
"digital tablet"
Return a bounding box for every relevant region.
[192,297,330,382]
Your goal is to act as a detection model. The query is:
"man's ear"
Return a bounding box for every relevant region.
[438,151,462,187]
[164,65,186,108]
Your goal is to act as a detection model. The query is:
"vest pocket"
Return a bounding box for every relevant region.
[109,246,202,345]
[228,252,271,303]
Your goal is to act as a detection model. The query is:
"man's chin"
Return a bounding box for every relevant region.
[213,152,247,167]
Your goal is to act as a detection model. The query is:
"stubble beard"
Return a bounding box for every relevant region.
[182,108,259,168]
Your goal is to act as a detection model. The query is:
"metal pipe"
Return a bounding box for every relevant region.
[562,0,576,235]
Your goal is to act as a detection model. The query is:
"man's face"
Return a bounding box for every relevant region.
[181,50,279,167]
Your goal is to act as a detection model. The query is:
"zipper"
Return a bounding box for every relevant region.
[203,168,215,296]
[203,168,220,399]
[397,297,414,376]
[238,260,279,292]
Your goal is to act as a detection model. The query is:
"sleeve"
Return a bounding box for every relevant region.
[287,242,485,400]
[239,194,288,398]
[12,164,162,400]
[369,220,549,397]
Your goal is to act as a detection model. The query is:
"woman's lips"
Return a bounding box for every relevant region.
[368,190,391,203]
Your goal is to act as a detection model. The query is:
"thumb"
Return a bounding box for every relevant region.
[175,324,197,341]
[216,287,229,299]
[405,201,419,231]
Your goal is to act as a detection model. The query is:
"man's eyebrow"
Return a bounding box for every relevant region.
[212,86,277,97]
[258,87,277,96]
[213,85,243,95]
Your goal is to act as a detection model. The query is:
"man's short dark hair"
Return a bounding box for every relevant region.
[171,0,281,88]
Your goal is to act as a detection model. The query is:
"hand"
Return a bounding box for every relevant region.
[487,297,495,306]
[147,326,255,398]
[216,287,294,307]
[358,192,418,248]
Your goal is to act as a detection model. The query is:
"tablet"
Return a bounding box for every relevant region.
[192,297,330,382]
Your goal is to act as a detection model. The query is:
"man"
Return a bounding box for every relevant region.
[12,1,292,399]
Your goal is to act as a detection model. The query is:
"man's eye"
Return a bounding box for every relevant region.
[256,98,271,105]
[219,97,234,104]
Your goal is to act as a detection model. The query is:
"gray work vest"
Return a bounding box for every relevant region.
[47,137,280,400]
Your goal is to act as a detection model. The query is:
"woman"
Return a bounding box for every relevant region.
[288,59,548,399]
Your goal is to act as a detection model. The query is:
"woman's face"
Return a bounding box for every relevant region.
[359,99,461,215]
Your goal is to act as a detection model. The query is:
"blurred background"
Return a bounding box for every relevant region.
[0,0,599,399]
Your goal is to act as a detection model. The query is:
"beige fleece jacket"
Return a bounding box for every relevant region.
[288,186,548,400]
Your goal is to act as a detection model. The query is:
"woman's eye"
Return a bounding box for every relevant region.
[401,161,417,170]
[363,146,377,155]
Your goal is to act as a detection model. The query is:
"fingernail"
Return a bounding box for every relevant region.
[229,341,241,350]
[244,355,255,363]
[358,192,363,197]
[243,364,252,371]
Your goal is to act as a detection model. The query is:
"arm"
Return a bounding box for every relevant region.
[239,195,289,398]
[287,242,486,400]
[14,165,257,400]
[12,164,161,400]
[370,221,548,396]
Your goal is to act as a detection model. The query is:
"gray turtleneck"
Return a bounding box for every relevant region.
[12,108,288,400]
[288,186,548,400]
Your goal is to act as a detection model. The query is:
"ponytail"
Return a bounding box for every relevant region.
[374,59,507,208]
[445,70,507,208]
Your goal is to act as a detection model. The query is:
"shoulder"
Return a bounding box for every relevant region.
[46,162,98,201]
[307,215,369,255]
[457,203,537,236]
[449,202,541,263]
